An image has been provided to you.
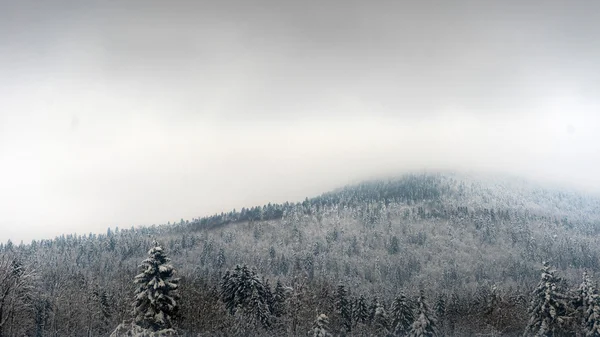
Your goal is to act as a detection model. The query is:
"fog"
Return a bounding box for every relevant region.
[1,0,599,243]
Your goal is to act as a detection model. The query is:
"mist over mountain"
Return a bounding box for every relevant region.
[2,0,600,335]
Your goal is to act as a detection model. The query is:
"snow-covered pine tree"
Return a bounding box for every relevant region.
[435,294,446,330]
[312,314,331,337]
[335,284,352,332]
[263,277,274,315]
[391,293,414,336]
[132,241,179,331]
[523,261,572,336]
[409,290,438,337]
[584,294,600,337]
[579,271,600,336]
[220,265,272,329]
[272,280,287,317]
[373,300,390,336]
[249,282,272,329]
[353,295,369,326]
[369,296,379,325]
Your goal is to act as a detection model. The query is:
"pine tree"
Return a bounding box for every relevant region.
[353,295,370,326]
[312,314,331,337]
[373,300,390,336]
[435,294,446,331]
[409,290,438,337]
[523,262,572,336]
[336,285,352,332]
[369,296,379,325]
[391,293,414,336]
[220,265,272,329]
[132,241,179,331]
[272,280,287,317]
[584,295,600,337]
[579,271,600,336]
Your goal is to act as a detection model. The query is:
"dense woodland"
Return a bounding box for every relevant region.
[2,173,600,336]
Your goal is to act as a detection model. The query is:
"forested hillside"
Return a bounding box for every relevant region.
[2,172,600,336]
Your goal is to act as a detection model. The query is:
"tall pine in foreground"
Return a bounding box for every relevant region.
[391,293,414,336]
[523,262,572,337]
[132,241,180,331]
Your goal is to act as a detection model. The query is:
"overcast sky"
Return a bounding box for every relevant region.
[1,0,599,243]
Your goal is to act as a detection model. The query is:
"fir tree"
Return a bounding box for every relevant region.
[132,241,179,331]
[312,314,331,337]
[336,284,352,332]
[272,280,287,317]
[409,290,438,337]
[369,296,379,325]
[353,295,370,326]
[220,264,272,329]
[373,300,390,336]
[391,293,414,336]
[435,294,446,331]
[579,271,600,336]
[523,262,572,336]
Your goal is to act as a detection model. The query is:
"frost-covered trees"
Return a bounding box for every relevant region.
[578,271,600,336]
[373,300,390,336]
[220,265,272,329]
[0,256,35,337]
[391,293,414,336]
[523,262,572,336]
[312,314,331,337]
[132,241,179,331]
[353,295,369,326]
[335,284,352,333]
[272,280,288,317]
[409,290,438,337]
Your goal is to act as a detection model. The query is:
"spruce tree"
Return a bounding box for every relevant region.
[579,271,600,336]
[409,290,438,337]
[523,262,572,336]
[132,241,179,331]
[373,300,390,336]
[369,296,379,325]
[391,293,414,336]
[336,284,352,332]
[435,294,446,332]
[584,295,600,337]
[353,295,370,326]
[272,280,287,317]
[312,314,331,337]
[220,264,272,329]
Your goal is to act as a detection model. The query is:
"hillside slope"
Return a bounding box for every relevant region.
[2,172,600,336]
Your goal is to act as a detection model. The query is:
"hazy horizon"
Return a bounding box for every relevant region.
[2,0,600,243]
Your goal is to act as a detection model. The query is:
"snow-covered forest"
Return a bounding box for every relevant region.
[2,173,600,336]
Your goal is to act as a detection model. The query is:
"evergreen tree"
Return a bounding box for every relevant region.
[373,300,390,336]
[369,296,379,325]
[312,314,331,337]
[272,280,287,317]
[336,284,352,332]
[132,241,179,331]
[353,295,370,326]
[220,264,272,329]
[434,294,446,331]
[409,290,438,337]
[391,293,414,336]
[579,271,600,336]
[523,262,572,336]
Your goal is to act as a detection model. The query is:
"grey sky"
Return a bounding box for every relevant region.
[1,0,599,243]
